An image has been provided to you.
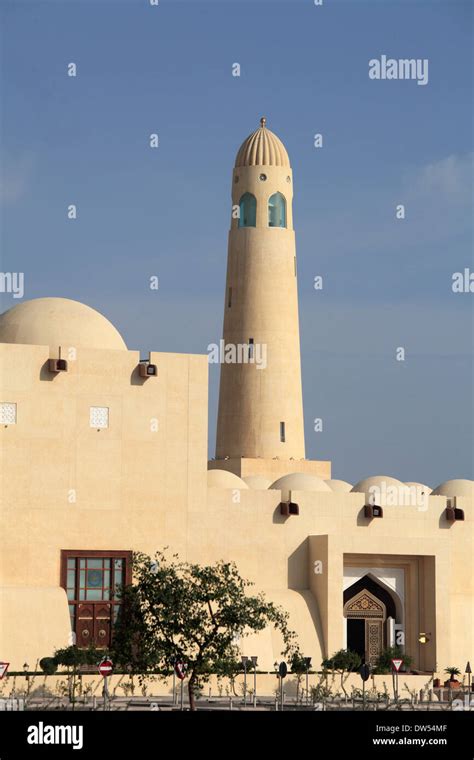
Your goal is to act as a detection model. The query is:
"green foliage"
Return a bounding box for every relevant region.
[372,646,413,675]
[53,645,106,670]
[322,649,362,673]
[111,550,300,708]
[39,657,57,675]
[290,654,310,674]
[444,667,461,679]
[310,682,334,703]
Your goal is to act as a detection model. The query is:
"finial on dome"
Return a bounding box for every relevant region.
[260,116,266,128]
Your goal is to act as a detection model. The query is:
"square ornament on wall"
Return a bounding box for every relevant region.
[89,406,109,429]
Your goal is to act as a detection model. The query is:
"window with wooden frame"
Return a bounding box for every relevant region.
[60,550,132,648]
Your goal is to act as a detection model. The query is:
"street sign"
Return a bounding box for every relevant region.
[0,663,9,679]
[359,663,370,681]
[174,661,186,680]
[391,658,403,672]
[278,661,287,679]
[98,659,113,677]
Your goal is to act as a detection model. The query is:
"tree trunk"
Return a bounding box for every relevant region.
[188,676,196,711]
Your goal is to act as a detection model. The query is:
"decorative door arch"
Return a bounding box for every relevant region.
[344,589,386,667]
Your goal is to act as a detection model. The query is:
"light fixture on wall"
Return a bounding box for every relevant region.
[48,358,68,373]
[138,355,157,378]
[364,504,383,519]
[279,501,299,516]
[418,632,431,644]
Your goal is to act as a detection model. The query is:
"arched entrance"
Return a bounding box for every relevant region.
[343,575,397,666]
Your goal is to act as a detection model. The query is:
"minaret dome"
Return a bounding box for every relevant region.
[235,117,290,168]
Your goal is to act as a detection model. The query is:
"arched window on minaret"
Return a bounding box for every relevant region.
[238,193,257,228]
[268,192,286,228]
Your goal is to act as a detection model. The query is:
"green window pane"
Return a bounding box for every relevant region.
[79,570,86,587]
[79,559,86,569]
[67,569,75,588]
[86,558,103,569]
[67,558,76,570]
[238,193,256,228]
[268,192,286,228]
[86,588,103,601]
[67,588,75,600]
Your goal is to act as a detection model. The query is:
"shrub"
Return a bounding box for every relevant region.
[322,649,361,672]
[39,657,57,675]
[372,646,413,674]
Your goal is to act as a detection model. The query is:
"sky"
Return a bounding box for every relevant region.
[0,0,472,485]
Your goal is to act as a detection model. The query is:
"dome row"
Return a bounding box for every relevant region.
[208,470,473,499]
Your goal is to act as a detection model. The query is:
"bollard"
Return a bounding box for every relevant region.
[275,696,278,711]
[229,697,233,711]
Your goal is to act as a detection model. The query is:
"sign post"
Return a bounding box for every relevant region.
[391,658,403,703]
[278,661,287,712]
[99,658,113,711]
[174,660,186,710]
[359,662,370,711]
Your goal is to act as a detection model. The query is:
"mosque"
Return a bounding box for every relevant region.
[0,119,472,675]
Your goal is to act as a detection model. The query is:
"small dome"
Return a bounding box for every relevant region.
[207,469,249,489]
[242,475,272,489]
[325,479,353,493]
[0,298,127,353]
[351,475,409,506]
[235,117,290,168]
[351,475,404,493]
[270,473,332,501]
[431,479,473,498]
[405,482,432,495]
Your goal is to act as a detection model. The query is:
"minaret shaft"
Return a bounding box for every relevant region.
[215,137,305,461]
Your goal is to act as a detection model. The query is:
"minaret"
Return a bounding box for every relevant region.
[215,118,306,461]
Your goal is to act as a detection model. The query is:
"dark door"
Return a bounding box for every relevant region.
[347,618,365,658]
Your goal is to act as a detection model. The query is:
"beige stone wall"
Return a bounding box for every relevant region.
[0,343,472,678]
[0,342,208,592]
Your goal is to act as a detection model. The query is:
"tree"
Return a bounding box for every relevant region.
[290,654,309,703]
[112,551,300,710]
[322,649,361,697]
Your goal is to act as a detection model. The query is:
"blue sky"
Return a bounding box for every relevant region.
[1,0,472,485]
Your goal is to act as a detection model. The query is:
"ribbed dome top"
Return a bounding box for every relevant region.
[235,117,290,168]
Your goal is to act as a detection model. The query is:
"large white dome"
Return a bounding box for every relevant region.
[0,297,127,353]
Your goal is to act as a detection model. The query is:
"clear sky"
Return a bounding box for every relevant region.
[1,0,472,485]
